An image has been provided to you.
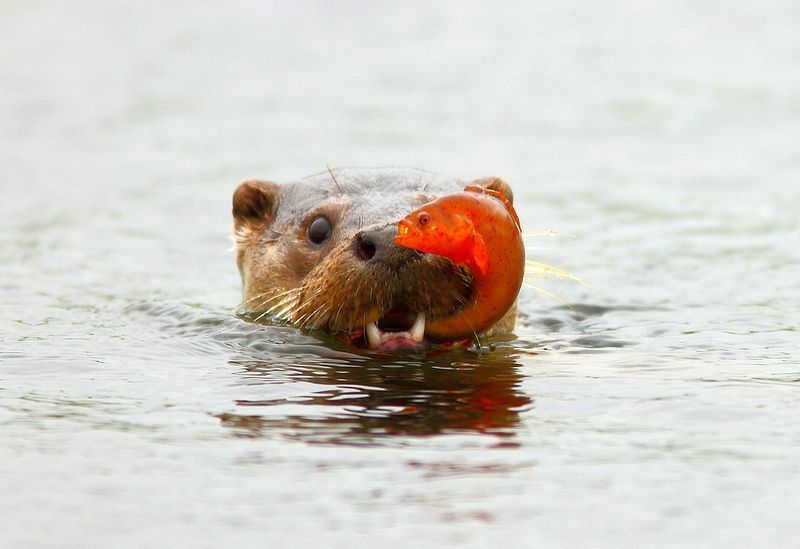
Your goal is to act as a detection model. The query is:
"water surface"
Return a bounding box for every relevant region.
[2,1,799,547]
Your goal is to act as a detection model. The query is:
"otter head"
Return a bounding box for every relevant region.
[232,168,516,350]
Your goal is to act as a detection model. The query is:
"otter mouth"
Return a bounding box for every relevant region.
[363,307,426,351]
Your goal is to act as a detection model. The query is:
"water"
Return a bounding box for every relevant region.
[2,1,799,547]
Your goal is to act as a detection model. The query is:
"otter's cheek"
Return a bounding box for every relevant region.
[236,251,247,286]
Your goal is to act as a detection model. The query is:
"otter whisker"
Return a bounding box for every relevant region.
[294,297,318,323]
[252,307,273,323]
[251,297,290,318]
[313,304,333,329]
[521,229,575,238]
[253,297,294,323]
[259,288,301,310]
[332,293,347,331]
[297,302,329,329]
[241,287,299,308]
[271,292,301,316]
[250,288,302,323]
[327,165,344,194]
[291,285,325,328]
[329,268,358,330]
[239,290,272,306]
[274,299,300,322]
[525,260,588,287]
[248,298,278,321]
[523,282,581,318]
[467,319,482,354]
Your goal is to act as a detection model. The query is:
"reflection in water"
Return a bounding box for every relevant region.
[220,345,532,445]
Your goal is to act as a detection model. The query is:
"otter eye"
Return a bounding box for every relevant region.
[418,212,430,225]
[307,215,332,245]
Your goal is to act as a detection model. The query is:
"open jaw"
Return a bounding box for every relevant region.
[361,307,427,351]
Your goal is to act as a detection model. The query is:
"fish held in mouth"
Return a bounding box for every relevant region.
[394,184,525,342]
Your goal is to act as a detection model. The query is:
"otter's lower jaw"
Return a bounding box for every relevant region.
[364,312,426,351]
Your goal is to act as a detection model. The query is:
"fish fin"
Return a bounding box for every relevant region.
[470,232,489,275]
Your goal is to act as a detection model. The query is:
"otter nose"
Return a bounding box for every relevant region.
[355,230,379,261]
[355,225,416,264]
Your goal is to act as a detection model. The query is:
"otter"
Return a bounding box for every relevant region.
[232,167,518,351]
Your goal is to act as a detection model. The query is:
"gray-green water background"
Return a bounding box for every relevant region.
[2,1,799,547]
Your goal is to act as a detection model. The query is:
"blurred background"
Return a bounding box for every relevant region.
[2,1,799,548]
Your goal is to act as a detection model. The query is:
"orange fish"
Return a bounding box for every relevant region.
[395,184,525,341]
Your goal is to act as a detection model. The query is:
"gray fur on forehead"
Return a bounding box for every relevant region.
[277,167,465,229]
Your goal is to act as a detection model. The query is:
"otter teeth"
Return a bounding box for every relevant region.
[365,312,426,349]
[365,322,382,349]
[409,312,426,342]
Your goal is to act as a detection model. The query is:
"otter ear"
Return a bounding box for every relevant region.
[472,177,514,204]
[233,180,279,233]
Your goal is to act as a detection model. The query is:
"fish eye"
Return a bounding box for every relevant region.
[418,212,430,225]
[307,215,332,245]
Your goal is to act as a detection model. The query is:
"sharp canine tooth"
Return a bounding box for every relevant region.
[409,312,426,342]
[366,322,382,349]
